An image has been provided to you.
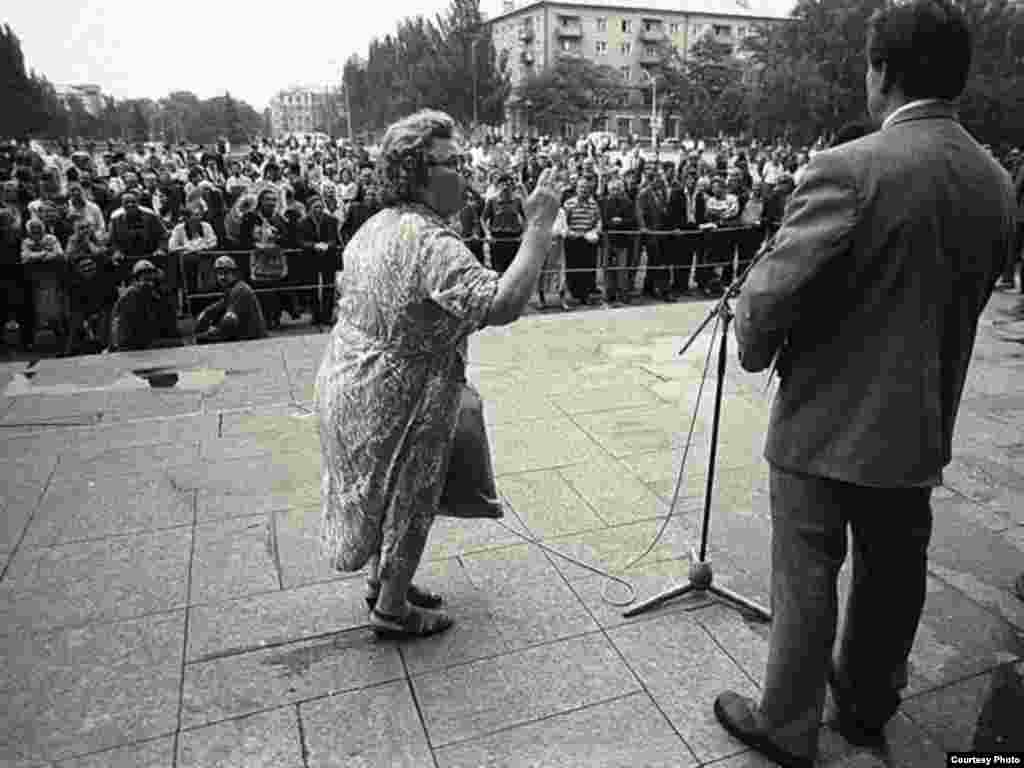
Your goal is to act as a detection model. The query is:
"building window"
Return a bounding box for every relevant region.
[596,40,607,55]
[619,65,631,81]
[644,20,660,31]
[617,116,631,137]
[596,17,607,31]
[714,24,733,36]
[621,42,632,55]
[669,22,680,34]
[645,45,658,57]
[692,25,701,36]
[560,39,579,52]
[621,19,632,33]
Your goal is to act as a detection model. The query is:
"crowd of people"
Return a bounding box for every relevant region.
[1,122,1021,357]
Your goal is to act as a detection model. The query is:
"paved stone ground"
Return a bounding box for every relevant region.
[1,289,1023,767]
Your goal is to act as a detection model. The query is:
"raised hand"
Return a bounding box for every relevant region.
[523,168,562,230]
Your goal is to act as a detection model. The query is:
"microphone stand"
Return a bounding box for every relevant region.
[623,236,774,621]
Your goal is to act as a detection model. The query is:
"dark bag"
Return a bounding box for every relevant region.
[438,384,503,519]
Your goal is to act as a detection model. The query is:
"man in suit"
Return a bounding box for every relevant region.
[713,2,1016,766]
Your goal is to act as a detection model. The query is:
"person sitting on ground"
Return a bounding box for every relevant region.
[193,255,267,344]
[107,259,179,352]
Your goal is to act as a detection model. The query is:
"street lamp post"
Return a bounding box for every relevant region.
[471,37,479,127]
[651,74,660,162]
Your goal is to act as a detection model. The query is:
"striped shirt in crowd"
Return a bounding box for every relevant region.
[562,195,602,235]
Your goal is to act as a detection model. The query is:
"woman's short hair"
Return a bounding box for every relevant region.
[867,0,971,101]
[378,110,458,205]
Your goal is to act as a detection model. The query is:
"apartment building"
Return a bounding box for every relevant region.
[485,0,789,139]
[269,86,344,139]
[55,84,105,117]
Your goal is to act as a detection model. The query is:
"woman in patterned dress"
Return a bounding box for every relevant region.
[315,110,563,638]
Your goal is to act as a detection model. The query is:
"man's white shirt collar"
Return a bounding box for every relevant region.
[882,99,944,130]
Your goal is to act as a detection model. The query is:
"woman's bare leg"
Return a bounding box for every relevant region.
[375,516,431,617]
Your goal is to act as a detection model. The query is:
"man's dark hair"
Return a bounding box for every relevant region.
[867,0,971,101]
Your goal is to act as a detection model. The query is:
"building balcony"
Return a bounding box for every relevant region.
[639,28,665,42]
[556,23,582,38]
[639,51,662,65]
[519,26,534,42]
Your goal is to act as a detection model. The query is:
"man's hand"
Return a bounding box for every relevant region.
[315,242,329,252]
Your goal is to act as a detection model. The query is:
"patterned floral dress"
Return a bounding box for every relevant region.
[315,203,501,574]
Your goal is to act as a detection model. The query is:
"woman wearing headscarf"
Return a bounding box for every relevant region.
[315,110,562,638]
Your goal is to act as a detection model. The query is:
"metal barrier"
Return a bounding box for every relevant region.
[20,224,765,347]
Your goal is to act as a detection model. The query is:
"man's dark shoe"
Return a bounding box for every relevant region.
[714,691,814,768]
[1015,572,1024,602]
[827,666,888,750]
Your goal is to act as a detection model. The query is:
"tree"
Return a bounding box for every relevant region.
[130,101,150,142]
[342,0,511,137]
[642,41,692,131]
[431,0,511,126]
[678,32,748,137]
[957,0,1024,148]
[222,91,247,145]
[743,0,884,141]
[0,23,66,139]
[514,56,627,135]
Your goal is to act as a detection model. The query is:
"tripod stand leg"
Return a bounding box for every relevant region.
[707,584,771,622]
[622,583,701,617]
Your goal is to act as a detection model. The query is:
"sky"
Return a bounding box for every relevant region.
[3,0,473,111]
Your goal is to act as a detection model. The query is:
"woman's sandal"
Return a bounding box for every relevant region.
[364,582,444,611]
[369,606,454,639]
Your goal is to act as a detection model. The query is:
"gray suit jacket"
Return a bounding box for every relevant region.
[735,102,1015,487]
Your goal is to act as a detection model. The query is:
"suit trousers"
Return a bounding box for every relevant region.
[758,464,933,759]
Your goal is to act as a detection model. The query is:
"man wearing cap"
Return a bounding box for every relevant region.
[107,259,178,352]
[193,255,267,344]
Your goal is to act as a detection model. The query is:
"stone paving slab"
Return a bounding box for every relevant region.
[608,613,763,763]
[54,736,175,768]
[189,515,280,604]
[433,692,695,768]
[0,611,183,763]
[411,632,640,748]
[0,529,191,633]
[300,681,435,768]
[180,629,404,729]
[186,578,368,664]
[177,706,304,768]
[1,293,1023,765]
[23,474,194,548]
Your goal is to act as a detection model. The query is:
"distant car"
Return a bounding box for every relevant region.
[661,137,680,148]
